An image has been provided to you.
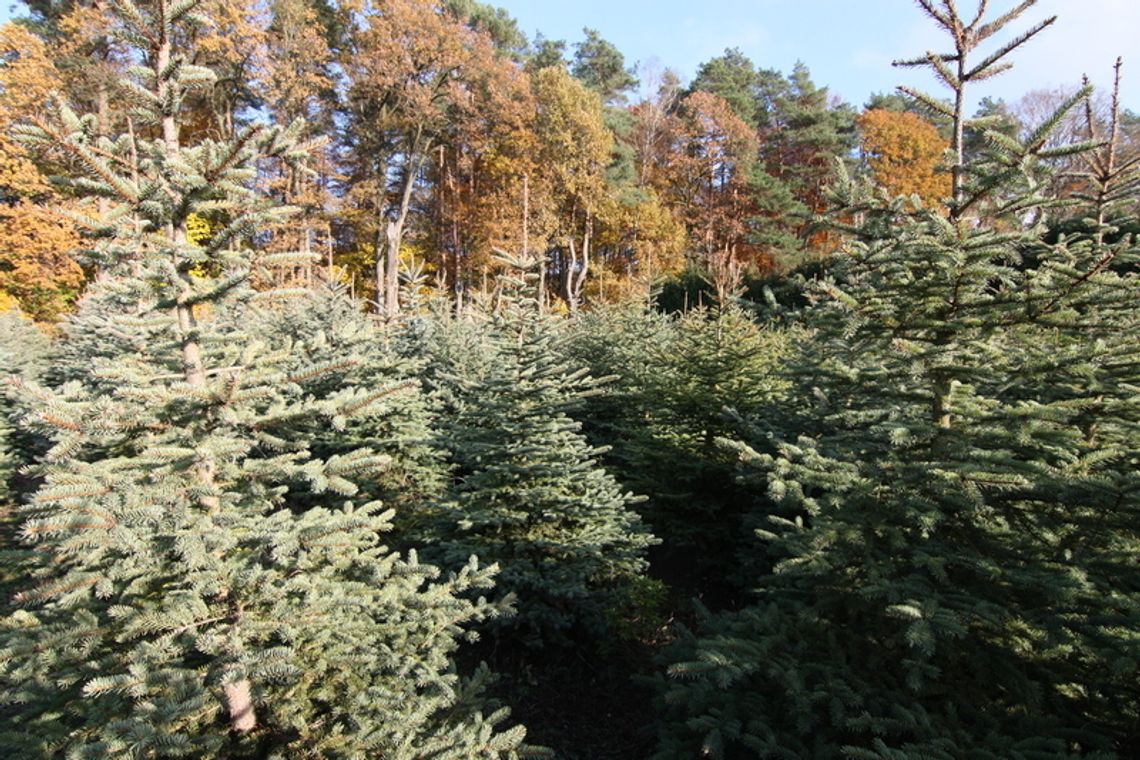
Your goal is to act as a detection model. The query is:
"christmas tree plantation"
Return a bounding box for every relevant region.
[0,0,1136,757]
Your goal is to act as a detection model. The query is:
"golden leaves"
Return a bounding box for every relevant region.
[858,109,953,209]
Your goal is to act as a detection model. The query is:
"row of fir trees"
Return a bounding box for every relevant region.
[1,0,1139,757]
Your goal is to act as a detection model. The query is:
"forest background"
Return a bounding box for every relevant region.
[1,0,1137,319]
[0,0,1138,758]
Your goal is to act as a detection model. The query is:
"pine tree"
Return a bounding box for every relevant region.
[419,266,657,645]
[655,2,1140,757]
[686,48,807,266]
[759,62,857,225]
[0,2,534,756]
[570,28,637,107]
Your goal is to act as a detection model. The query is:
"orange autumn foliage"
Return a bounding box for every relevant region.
[0,201,84,321]
[656,91,768,295]
[1,24,85,321]
[0,23,61,198]
[858,109,952,209]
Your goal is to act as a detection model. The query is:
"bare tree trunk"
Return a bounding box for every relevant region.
[373,184,386,313]
[565,212,592,315]
[563,240,575,311]
[379,137,427,320]
[384,221,400,319]
[370,152,390,312]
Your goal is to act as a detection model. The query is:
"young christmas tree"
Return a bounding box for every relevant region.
[655,2,1140,757]
[418,264,657,645]
[566,302,792,599]
[244,279,451,526]
[0,309,50,504]
[0,2,535,756]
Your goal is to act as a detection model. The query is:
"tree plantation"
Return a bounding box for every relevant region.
[0,0,1137,757]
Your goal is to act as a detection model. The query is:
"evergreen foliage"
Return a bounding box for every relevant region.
[759,62,858,219]
[418,270,657,644]
[687,50,810,266]
[243,280,450,524]
[689,48,763,126]
[0,1,1136,757]
[0,309,50,505]
[571,28,638,106]
[655,2,1140,757]
[0,1,532,756]
[567,303,791,595]
[0,309,51,596]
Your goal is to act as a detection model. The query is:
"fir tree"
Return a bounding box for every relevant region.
[0,309,50,504]
[244,279,450,525]
[0,309,51,596]
[655,2,1140,757]
[420,266,657,645]
[567,303,791,597]
[0,1,534,756]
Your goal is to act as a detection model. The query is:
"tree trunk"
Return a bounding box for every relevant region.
[384,219,401,319]
[378,136,427,320]
[158,0,251,731]
[373,221,385,313]
[565,212,592,315]
[932,373,953,429]
[225,679,256,733]
[156,12,204,389]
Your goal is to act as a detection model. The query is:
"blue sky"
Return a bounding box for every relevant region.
[2,0,1136,110]
[498,0,1138,111]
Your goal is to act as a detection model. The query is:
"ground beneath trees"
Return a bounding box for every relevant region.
[497,640,660,759]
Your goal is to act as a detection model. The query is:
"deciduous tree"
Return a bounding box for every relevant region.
[531,65,612,312]
[858,107,951,208]
[0,23,85,320]
[342,0,507,317]
[662,91,762,301]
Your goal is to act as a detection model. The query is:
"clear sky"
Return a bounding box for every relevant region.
[1,0,1135,111]
[497,0,1139,111]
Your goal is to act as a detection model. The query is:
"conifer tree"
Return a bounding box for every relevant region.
[686,49,807,266]
[567,303,791,597]
[419,265,657,644]
[0,309,50,501]
[759,62,856,225]
[655,2,1140,757]
[0,1,532,756]
[244,280,450,523]
[0,309,51,596]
